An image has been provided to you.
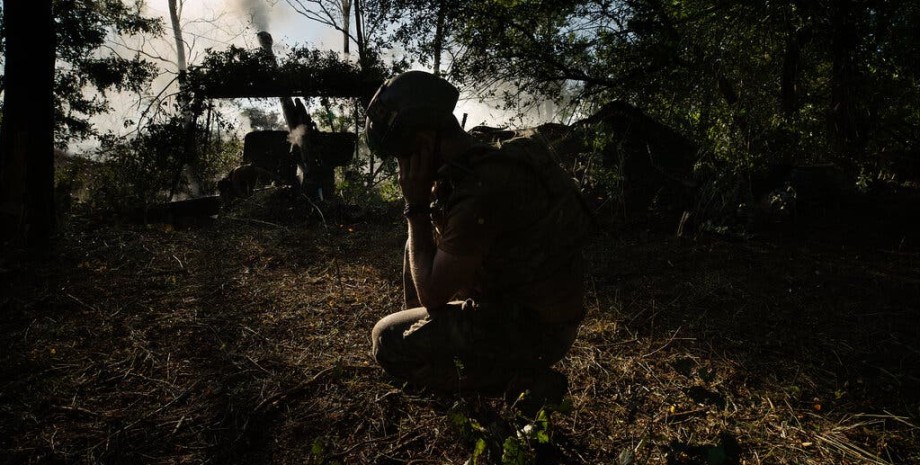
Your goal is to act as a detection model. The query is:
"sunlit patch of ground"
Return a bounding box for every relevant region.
[2,189,918,464]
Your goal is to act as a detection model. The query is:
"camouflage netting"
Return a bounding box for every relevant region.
[187,46,385,102]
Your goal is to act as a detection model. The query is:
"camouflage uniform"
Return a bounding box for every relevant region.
[371,131,594,391]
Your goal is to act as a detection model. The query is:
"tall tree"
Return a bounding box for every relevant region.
[165,0,202,200]
[368,0,464,76]
[285,0,353,55]
[168,0,187,78]
[1,0,163,246]
[284,0,385,66]
[0,0,56,247]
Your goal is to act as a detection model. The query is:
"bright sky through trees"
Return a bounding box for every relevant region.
[75,0,539,154]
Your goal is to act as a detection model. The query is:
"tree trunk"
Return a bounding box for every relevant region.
[167,0,201,201]
[433,0,446,76]
[341,0,352,55]
[0,0,56,248]
[353,0,366,67]
[168,0,187,76]
[352,0,371,185]
[829,1,862,163]
[780,29,802,117]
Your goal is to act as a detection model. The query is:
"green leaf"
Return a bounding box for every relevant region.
[469,418,486,433]
[449,410,468,427]
[472,437,487,464]
[311,438,324,456]
[501,437,528,465]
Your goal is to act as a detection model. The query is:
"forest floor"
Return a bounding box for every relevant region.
[2,186,919,465]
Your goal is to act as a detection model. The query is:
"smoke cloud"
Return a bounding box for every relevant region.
[236,0,272,31]
[287,124,308,146]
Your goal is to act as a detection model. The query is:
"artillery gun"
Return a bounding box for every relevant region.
[193,31,383,201]
[137,32,384,224]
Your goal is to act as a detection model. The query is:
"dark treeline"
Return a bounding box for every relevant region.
[2,0,919,246]
[377,0,920,178]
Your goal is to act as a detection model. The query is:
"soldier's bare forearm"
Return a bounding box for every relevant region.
[406,215,437,309]
[406,216,483,311]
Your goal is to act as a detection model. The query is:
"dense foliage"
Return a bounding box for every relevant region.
[12,0,918,218]
[51,0,164,144]
[89,115,240,210]
[376,0,920,186]
[187,46,387,103]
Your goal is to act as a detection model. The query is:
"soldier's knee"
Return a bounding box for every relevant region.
[370,308,432,382]
[370,316,402,367]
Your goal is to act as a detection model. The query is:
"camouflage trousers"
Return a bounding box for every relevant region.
[370,241,580,391]
[371,300,580,392]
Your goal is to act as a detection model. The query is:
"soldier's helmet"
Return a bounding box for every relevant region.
[364,70,460,158]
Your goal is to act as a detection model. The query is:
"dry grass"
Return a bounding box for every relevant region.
[1,188,919,464]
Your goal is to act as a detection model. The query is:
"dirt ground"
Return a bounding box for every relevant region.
[1,188,919,465]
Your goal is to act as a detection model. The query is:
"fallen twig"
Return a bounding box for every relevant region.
[226,215,286,229]
[254,366,336,412]
[93,380,200,451]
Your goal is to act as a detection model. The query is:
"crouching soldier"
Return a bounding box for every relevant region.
[366,71,595,414]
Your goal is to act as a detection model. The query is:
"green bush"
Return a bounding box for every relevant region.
[86,116,241,213]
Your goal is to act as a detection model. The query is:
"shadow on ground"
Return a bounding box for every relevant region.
[1,189,918,464]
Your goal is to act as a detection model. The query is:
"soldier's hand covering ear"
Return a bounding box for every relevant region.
[398,150,435,206]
